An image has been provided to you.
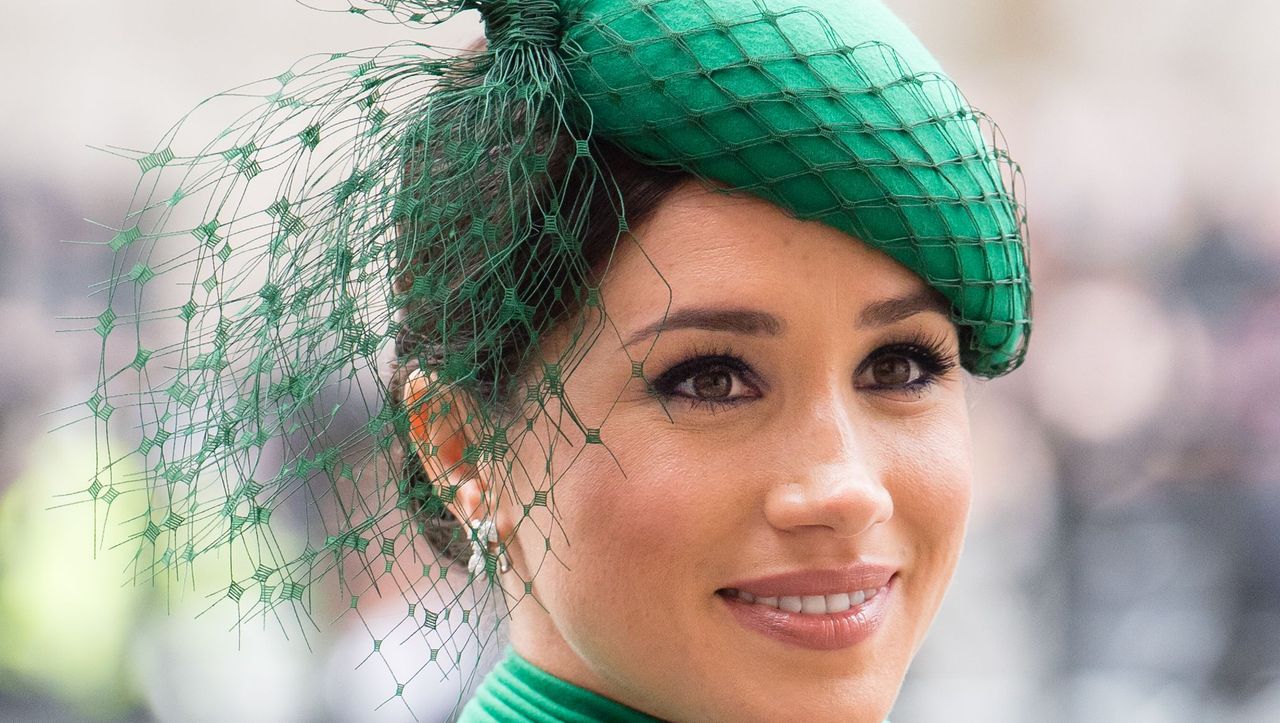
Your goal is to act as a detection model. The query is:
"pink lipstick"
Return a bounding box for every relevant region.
[716,564,896,650]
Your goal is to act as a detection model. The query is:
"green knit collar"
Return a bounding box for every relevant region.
[460,646,663,722]
[461,645,893,722]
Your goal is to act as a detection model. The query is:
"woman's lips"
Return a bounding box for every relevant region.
[716,565,897,650]
[721,563,896,597]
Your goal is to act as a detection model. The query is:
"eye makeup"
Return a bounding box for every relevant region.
[854,329,959,400]
[644,329,959,411]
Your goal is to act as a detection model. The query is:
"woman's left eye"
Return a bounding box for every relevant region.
[864,354,926,386]
[854,342,956,396]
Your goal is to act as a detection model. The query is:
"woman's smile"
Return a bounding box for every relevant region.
[714,563,899,650]
[720,586,885,613]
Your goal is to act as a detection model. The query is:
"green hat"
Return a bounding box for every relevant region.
[568,0,1029,373]
[81,0,1029,716]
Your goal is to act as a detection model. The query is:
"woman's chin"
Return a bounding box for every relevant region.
[672,587,911,721]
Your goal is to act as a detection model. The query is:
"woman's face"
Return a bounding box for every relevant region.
[466,180,971,721]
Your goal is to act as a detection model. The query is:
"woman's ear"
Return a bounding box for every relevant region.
[403,367,491,526]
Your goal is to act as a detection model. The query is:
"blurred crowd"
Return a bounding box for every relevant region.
[1,0,1277,721]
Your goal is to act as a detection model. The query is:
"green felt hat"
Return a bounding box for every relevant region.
[565,0,1029,374]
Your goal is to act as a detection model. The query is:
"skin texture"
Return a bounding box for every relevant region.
[407,179,974,722]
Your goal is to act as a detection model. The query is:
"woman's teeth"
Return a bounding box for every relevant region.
[722,587,879,614]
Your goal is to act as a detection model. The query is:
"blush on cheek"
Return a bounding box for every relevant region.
[564,442,697,571]
[902,465,971,562]
[549,442,714,659]
[886,420,973,651]
[882,404,973,513]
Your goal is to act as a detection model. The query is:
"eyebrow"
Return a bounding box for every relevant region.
[620,289,952,349]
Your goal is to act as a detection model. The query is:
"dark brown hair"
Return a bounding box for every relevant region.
[387,42,689,563]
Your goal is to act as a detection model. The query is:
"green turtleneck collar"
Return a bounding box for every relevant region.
[458,646,662,722]
[458,645,893,722]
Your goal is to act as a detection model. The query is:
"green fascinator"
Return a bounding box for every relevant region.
[81,0,1028,714]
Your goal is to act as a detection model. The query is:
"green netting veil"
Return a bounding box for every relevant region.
[77,0,1029,717]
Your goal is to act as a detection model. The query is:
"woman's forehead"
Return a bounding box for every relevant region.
[601,182,931,317]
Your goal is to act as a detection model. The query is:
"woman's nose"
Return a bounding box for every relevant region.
[762,398,893,538]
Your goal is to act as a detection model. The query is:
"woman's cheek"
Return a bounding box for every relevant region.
[879,400,973,515]
[560,434,703,576]
[878,404,973,633]
[547,438,715,663]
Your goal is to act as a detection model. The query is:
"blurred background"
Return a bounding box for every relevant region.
[1,0,1277,721]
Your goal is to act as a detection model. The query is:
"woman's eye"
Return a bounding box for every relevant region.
[649,354,758,410]
[855,342,956,394]
[676,366,738,401]
[867,354,922,386]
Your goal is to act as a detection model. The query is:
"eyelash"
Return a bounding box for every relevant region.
[644,332,959,412]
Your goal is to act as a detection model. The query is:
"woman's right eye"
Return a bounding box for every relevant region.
[648,353,760,411]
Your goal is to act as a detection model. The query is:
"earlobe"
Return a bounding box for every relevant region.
[403,367,489,524]
[404,368,521,584]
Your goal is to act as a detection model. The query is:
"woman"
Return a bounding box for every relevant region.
[86,0,1029,720]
